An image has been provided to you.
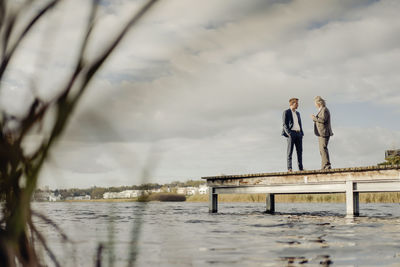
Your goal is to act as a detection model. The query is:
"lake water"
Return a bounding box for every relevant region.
[32,202,400,266]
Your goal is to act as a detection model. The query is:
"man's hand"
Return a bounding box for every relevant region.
[311,114,316,120]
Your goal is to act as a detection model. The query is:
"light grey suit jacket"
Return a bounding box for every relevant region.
[313,106,333,137]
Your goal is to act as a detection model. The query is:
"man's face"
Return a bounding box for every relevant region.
[291,101,298,110]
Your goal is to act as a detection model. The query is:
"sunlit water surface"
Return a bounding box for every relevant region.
[32,202,400,266]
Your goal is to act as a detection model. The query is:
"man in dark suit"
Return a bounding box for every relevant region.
[282,98,304,172]
[311,96,333,169]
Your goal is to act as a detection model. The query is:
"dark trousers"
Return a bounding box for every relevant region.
[287,131,303,170]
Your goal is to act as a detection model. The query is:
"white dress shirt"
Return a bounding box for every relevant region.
[291,110,301,131]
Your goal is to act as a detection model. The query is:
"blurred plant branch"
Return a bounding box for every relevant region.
[0,0,159,265]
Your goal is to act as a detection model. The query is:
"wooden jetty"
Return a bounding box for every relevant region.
[202,165,400,217]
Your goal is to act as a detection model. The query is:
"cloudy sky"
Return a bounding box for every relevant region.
[2,0,400,189]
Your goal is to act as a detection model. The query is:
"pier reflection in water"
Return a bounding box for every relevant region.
[33,202,400,266]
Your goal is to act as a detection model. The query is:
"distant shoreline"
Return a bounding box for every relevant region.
[37,192,400,203]
[63,198,138,202]
[61,193,187,202]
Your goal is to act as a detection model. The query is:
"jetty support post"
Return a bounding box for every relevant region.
[209,187,218,213]
[346,180,359,218]
[266,193,275,214]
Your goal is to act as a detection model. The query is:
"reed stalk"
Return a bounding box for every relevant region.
[0,0,159,265]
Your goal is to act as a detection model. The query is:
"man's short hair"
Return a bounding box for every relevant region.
[289,98,299,105]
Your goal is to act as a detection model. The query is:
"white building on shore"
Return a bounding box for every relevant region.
[65,195,91,200]
[48,193,62,201]
[198,185,209,195]
[103,190,144,199]
[185,187,198,196]
[176,186,209,196]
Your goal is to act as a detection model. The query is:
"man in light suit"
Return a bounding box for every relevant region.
[282,98,304,172]
[311,96,333,169]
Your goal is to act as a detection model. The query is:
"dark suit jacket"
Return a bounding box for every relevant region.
[282,109,304,137]
[313,106,333,137]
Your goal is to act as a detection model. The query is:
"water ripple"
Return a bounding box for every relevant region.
[32,202,400,266]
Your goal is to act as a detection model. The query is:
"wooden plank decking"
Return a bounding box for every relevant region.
[202,165,400,217]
